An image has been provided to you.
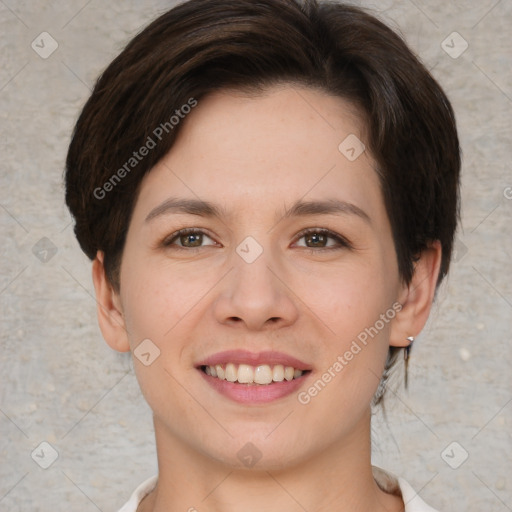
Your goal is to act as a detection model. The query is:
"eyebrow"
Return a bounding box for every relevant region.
[145,197,371,225]
[279,198,371,224]
[145,198,225,222]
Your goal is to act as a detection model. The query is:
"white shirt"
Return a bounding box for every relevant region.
[118,468,439,511]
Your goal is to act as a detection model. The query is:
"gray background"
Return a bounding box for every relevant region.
[1,0,511,510]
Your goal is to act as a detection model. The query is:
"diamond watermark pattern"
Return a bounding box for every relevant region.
[134,338,161,366]
[236,236,263,264]
[237,442,262,468]
[31,32,59,59]
[452,238,468,263]
[31,441,59,469]
[32,237,58,263]
[338,134,365,162]
[441,441,469,469]
[441,32,468,59]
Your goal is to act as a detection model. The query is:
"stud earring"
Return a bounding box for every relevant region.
[404,336,415,361]
[403,336,415,387]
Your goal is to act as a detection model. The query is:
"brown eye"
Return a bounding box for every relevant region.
[305,232,329,248]
[295,228,351,250]
[163,229,216,249]
[179,232,203,247]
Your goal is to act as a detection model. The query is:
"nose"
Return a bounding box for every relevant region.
[212,248,300,332]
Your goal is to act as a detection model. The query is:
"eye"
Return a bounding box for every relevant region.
[294,228,352,250]
[162,228,217,249]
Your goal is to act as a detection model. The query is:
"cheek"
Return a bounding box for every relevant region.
[293,254,396,339]
[121,256,221,345]
[295,256,397,399]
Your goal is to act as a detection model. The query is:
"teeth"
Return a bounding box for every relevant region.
[203,363,304,384]
[272,364,285,382]
[237,364,254,384]
[254,365,273,385]
[225,363,237,382]
[215,364,225,380]
[284,366,294,381]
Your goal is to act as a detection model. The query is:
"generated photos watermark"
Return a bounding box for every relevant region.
[297,301,402,405]
[93,98,198,200]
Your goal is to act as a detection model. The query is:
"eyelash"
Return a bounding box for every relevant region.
[161,227,352,252]
[161,228,217,250]
[295,228,352,252]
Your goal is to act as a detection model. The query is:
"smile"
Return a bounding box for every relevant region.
[201,363,306,384]
[196,350,311,404]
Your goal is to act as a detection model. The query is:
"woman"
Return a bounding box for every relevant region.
[65,1,460,510]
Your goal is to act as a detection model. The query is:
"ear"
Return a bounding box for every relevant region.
[389,240,442,348]
[91,251,131,353]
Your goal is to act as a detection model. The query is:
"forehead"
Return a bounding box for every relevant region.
[134,85,384,225]
[177,85,367,162]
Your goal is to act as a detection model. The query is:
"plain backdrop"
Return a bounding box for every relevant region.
[1,1,511,510]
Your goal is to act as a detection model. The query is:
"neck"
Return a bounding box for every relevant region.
[140,410,402,512]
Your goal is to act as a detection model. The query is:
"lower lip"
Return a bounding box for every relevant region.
[198,370,309,404]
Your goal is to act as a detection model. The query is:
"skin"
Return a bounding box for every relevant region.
[92,85,441,512]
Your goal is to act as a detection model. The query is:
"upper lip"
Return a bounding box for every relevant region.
[196,350,311,371]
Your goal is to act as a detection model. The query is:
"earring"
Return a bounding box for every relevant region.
[404,336,414,388]
[404,336,415,361]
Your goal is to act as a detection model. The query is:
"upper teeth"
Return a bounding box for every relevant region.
[204,363,303,384]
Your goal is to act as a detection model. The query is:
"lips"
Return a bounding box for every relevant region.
[196,350,312,403]
[196,350,311,371]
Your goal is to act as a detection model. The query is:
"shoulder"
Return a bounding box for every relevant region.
[118,475,158,512]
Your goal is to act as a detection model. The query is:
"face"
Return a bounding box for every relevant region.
[114,85,405,469]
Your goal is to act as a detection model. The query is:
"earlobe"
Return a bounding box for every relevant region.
[91,251,131,353]
[389,240,442,348]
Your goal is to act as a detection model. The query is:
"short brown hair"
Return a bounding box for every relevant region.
[65,0,461,398]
